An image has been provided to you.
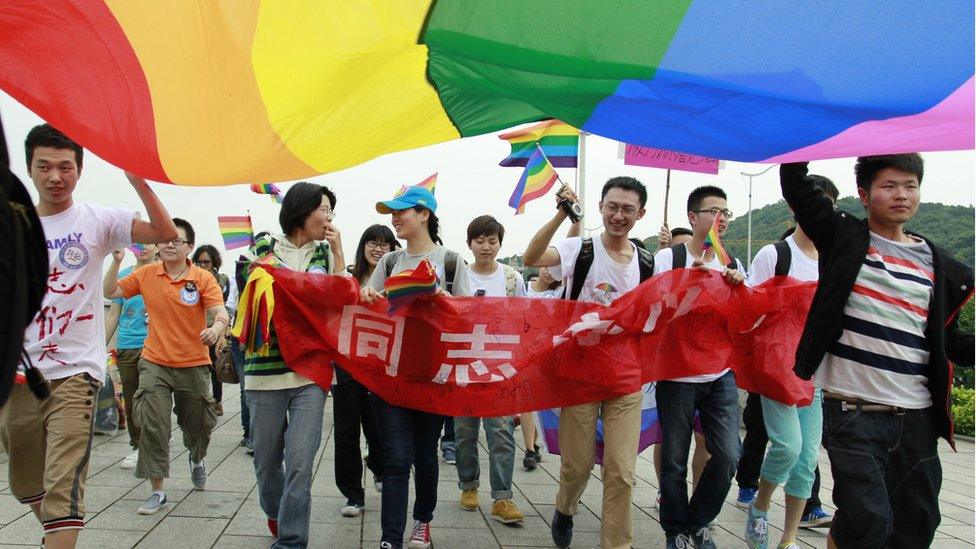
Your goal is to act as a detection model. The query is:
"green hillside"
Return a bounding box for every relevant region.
[721,197,974,267]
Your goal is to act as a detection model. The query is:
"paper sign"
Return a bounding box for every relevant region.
[622,143,720,174]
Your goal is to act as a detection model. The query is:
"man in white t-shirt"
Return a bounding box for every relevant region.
[0,124,176,549]
[455,215,527,524]
[524,177,652,549]
[651,185,744,549]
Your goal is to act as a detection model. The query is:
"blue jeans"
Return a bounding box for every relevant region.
[455,416,516,500]
[760,390,823,499]
[230,339,249,438]
[440,416,456,453]
[247,384,326,549]
[657,371,740,536]
[823,399,941,548]
[370,395,444,549]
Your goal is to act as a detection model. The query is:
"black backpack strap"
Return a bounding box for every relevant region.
[728,256,739,270]
[568,238,594,301]
[444,250,460,294]
[637,246,655,282]
[670,243,687,270]
[773,240,792,277]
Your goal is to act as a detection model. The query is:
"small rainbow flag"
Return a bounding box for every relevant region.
[384,258,438,313]
[394,173,437,198]
[126,243,146,255]
[250,183,283,204]
[509,146,559,215]
[703,215,731,266]
[217,215,254,250]
[499,120,579,168]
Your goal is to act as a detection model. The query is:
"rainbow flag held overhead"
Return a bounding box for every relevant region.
[499,120,579,168]
[218,215,254,251]
[703,215,731,266]
[126,243,146,255]
[0,2,970,185]
[509,147,559,215]
[394,173,437,198]
[250,183,283,204]
[384,258,438,313]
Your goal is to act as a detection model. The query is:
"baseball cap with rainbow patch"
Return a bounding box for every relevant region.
[375,173,438,214]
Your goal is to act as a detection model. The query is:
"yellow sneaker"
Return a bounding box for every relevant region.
[460,489,479,511]
[490,499,525,524]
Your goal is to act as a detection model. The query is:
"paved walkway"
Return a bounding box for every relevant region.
[1,383,973,548]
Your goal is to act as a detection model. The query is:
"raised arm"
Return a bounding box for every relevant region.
[524,188,577,268]
[103,249,125,299]
[780,162,839,250]
[126,172,178,244]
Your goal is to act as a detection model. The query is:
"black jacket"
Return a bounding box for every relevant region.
[781,162,974,445]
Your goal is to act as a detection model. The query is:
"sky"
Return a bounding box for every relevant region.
[3,90,974,277]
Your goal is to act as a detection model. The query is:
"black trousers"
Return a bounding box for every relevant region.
[737,391,824,513]
[332,366,384,505]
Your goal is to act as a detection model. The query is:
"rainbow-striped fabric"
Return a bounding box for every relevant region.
[703,216,731,266]
[509,147,558,215]
[217,215,254,251]
[499,120,578,168]
[0,2,971,185]
[250,183,283,204]
[384,258,438,313]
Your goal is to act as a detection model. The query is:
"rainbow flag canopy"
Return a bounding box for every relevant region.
[0,1,971,185]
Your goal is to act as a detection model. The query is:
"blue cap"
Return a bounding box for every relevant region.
[375,186,438,214]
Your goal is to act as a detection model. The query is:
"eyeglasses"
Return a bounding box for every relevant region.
[319,207,335,221]
[693,207,734,219]
[365,241,391,252]
[194,259,212,266]
[601,203,639,216]
[163,238,187,247]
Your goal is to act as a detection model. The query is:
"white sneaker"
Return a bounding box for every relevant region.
[120,450,138,470]
[341,502,364,517]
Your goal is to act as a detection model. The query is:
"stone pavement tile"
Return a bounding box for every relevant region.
[212,534,271,548]
[940,487,976,510]
[485,515,555,547]
[937,524,976,543]
[512,482,556,505]
[83,484,131,513]
[932,540,976,549]
[941,504,976,525]
[427,524,502,548]
[0,513,43,545]
[795,529,830,549]
[84,499,170,531]
[0,496,29,526]
[224,499,272,537]
[138,516,228,547]
[170,490,247,519]
[76,527,145,549]
[307,521,362,548]
[85,466,144,489]
[122,478,196,504]
[308,496,360,524]
[476,494,539,519]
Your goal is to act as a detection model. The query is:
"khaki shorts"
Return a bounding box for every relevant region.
[0,373,100,533]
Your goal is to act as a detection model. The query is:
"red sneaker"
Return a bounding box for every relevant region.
[267,518,278,539]
[407,520,431,548]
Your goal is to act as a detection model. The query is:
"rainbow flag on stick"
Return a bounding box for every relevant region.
[250,183,283,204]
[702,215,731,265]
[218,215,254,250]
[384,258,438,313]
[509,146,559,215]
[499,120,579,168]
[126,243,146,255]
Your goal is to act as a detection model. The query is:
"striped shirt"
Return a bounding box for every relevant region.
[816,232,934,408]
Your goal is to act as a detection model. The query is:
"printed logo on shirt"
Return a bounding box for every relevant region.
[179,281,200,305]
[308,265,327,275]
[58,241,90,270]
[586,282,618,306]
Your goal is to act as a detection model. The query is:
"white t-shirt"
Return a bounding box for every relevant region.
[549,236,639,306]
[26,203,135,381]
[526,285,562,299]
[467,262,526,297]
[652,243,744,383]
[747,235,819,286]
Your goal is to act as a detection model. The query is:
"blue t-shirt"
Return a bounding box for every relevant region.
[114,266,148,349]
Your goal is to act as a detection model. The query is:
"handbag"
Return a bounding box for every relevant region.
[214,344,238,384]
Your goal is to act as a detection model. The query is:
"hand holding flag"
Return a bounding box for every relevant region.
[383,258,438,313]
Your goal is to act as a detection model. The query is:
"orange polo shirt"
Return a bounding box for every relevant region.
[118,260,224,367]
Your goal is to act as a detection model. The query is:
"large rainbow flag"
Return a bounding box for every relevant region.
[509,147,559,215]
[0,2,971,185]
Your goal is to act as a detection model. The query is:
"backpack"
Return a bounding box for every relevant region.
[670,242,738,271]
[773,240,792,277]
[384,248,462,295]
[502,264,520,297]
[566,237,654,301]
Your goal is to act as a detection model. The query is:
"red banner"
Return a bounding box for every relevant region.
[267,267,816,417]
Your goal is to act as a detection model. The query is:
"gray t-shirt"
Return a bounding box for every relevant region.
[366,245,470,297]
